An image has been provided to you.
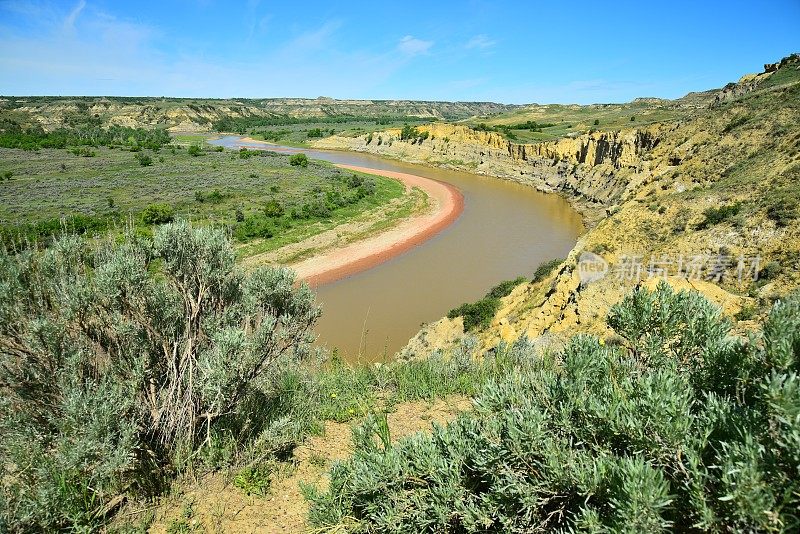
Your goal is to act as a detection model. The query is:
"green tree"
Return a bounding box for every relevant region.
[0,223,320,530]
[289,153,309,167]
[400,124,420,141]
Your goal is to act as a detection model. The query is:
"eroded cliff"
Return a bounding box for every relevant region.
[314,122,663,225]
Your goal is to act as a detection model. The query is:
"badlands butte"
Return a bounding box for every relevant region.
[2,54,799,358]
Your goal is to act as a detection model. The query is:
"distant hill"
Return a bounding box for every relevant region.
[0,96,519,132]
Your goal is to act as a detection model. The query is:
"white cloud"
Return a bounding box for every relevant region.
[397,35,432,56]
[63,0,86,32]
[289,20,341,50]
[465,34,496,50]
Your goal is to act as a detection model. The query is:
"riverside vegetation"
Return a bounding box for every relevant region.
[1,55,800,532]
[0,138,405,257]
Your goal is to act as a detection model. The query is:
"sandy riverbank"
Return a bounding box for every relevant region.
[290,164,463,286]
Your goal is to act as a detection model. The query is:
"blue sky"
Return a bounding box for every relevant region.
[0,0,797,103]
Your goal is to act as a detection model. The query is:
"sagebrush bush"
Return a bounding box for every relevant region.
[0,222,320,531]
[308,282,800,532]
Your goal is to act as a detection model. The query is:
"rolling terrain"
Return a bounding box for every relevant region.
[1,54,799,533]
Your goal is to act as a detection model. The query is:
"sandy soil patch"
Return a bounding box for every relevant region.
[147,396,471,533]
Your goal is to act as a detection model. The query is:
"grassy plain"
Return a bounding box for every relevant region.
[0,143,405,256]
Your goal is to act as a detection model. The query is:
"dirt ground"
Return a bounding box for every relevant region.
[147,396,471,533]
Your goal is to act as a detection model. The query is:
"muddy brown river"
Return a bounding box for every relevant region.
[210,136,584,361]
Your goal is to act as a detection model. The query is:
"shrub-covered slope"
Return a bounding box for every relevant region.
[309,283,800,532]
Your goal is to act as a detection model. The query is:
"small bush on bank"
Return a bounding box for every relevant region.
[448,298,501,331]
[308,282,800,532]
[486,276,526,299]
[449,271,549,332]
[532,258,563,283]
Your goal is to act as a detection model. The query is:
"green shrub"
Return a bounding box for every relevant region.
[136,152,152,166]
[193,189,225,204]
[767,196,797,227]
[532,258,563,283]
[758,260,783,281]
[2,170,12,181]
[71,146,96,157]
[448,297,500,331]
[400,124,420,141]
[141,203,175,225]
[187,144,202,157]
[234,215,275,240]
[309,283,800,532]
[448,274,538,332]
[722,115,749,133]
[694,201,742,229]
[0,223,320,530]
[263,199,284,218]
[233,465,273,496]
[486,276,526,299]
[289,153,309,167]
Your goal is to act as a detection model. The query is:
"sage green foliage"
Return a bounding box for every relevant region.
[309,282,800,532]
[233,465,273,496]
[135,152,153,166]
[0,223,321,531]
